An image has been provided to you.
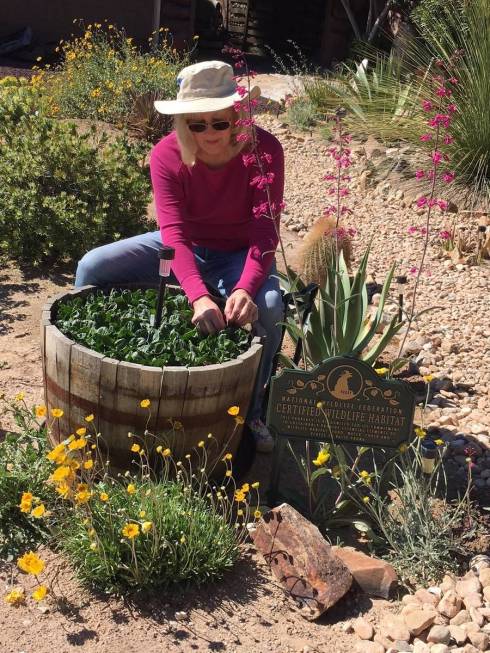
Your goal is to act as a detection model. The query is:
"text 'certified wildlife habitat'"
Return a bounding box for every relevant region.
[267,357,416,448]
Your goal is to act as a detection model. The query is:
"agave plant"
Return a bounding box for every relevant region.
[278,247,403,368]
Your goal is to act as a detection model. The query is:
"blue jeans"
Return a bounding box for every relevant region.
[75,231,284,421]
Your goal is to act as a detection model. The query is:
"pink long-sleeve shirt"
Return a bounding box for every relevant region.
[150,127,284,305]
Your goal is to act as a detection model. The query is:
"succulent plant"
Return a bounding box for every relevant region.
[298,216,353,287]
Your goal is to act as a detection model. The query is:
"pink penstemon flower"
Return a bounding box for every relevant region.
[398,64,457,358]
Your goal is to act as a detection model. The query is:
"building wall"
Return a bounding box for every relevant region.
[0,0,155,43]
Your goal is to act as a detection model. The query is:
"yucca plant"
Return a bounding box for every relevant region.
[278,247,403,368]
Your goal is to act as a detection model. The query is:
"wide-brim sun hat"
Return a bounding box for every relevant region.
[154,60,261,115]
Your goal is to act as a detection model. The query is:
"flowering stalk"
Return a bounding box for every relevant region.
[224,46,312,368]
[397,70,457,360]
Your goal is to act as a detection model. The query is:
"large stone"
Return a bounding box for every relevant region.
[478,568,490,587]
[440,575,456,593]
[354,641,384,653]
[467,631,489,651]
[353,617,374,640]
[250,504,352,620]
[463,592,483,609]
[482,585,490,602]
[469,607,484,627]
[456,574,482,598]
[412,641,430,653]
[379,615,411,642]
[405,609,437,636]
[331,546,397,599]
[449,625,467,645]
[430,646,450,653]
[438,590,463,618]
[451,610,471,626]
[415,589,439,606]
[427,625,451,645]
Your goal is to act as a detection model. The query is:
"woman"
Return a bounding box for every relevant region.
[75,60,285,453]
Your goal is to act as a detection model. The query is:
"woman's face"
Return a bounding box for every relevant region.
[187,108,234,159]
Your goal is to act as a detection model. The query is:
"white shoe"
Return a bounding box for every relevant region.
[247,418,275,453]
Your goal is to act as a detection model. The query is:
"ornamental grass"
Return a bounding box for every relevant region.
[1,395,261,603]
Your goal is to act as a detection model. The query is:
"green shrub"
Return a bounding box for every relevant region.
[55,289,250,366]
[285,96,317,131]
[0,397,54,560]
[59,476,241,593]
[0,81,152,265]
[39,22,192,135]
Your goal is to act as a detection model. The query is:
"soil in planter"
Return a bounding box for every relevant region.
[55,288,250,367]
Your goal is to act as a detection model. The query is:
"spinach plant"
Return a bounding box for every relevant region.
[55,289,250,367]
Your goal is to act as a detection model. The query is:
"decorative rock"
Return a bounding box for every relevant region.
[456,575,482,598]
[463,592,483,609]
[354,641,384,653]
[415,589,439,606]
[331,546,397,599]
[374,633,392,650]
[402,594,421,606]
[451,610,471,626]
[467,630,489,651]
[440,575,456,593]
[427,625,451,645]
[460,645,480,653]
[449,625,467,645]
[379,615,411,643]
[469,607,484,627]
[430,646,450,653]
[482,586,490,602]
[477,567,490,587]
[412,641,430,653]
[438,590,462,618]
[405,609,437,636]
[251,504,352,620]
[353,617,374,640]
[393,641,413,652]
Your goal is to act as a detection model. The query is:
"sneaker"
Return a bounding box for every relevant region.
[247,418,275,453]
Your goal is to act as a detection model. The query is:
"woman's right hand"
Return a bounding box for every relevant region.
[191,295,226,334]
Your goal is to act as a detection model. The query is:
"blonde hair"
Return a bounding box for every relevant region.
[174,106,250,166]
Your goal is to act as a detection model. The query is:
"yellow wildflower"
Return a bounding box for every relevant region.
[423,374,434,383]
[140,399,150,408]
[139,510,146,518]
[234,489,246,503]
[127,484,136,495]
[4,588,25,606]
[434,438,444,446]
[142,521,153,533]
[122,523,140,539]
[19,491,33,505]
[415,427,426,439]
[49,465,72,482]
[237,509,244,516]
[198,440,204,448]
[55,483,71,499]
[225,470,232,477]
[75,489,92,504]
[85,414,95,422]
[131,443,141,453]
[398,443,408,454]
[316,401,324,409]
[223,453,232,461]
[251,482,260,489]
[83,459,94,470]
[32,585,48,601]
[375,367,389,376]
[173,420,183,430]
[162,448,171,457]
[180,534,186,543]
[156,445,162,453]
[17,551,45,576]
[46,443,66,463]
[19,500,32,513]
[254,510,262,519]
[227,406,240,416]
[363,496,370,503]
[235,415,245,425]
[88,528,96,537]
[31,504,45,518]
[51,408,64,418]
[241,483,250,492]
[68,437,87,451]
[99,492,109,502]
[76,427,87,436]
[15,392,25,401]
[359,470,370,479]
[90,542,98,551]
[312,449,330,467]
[35,405,47,418]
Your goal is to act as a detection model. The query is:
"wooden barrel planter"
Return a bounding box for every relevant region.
[40,285,263,471]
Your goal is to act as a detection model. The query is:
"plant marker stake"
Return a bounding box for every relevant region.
[154,246,175,329]
[396,275,407,323]
[420,437,437,474]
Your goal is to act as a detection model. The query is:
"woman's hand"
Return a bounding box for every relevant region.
[192,295,226,335]
[224,289,258,327]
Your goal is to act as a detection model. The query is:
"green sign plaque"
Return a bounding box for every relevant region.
[266,356,416,449]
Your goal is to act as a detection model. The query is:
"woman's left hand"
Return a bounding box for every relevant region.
[224,289,258,327]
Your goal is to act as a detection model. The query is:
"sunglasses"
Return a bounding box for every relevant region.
[187,120,231,133]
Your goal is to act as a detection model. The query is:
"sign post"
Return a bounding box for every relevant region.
[266,356,416,505]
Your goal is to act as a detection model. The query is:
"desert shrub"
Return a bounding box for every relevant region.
[55,289,250,366]
[0,396,54,560]
[285,96,317,131]
[0,80,152,264]
[39,22,193,136]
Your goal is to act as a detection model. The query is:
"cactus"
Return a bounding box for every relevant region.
[298,216,353,287]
